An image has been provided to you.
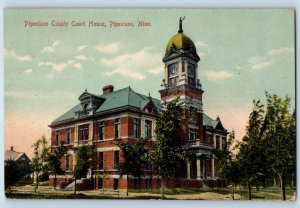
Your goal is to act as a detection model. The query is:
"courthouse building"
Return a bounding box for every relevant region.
[49,19,228,190]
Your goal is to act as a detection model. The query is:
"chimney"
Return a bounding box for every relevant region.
[11,146,13,151]
[102,85,114,95]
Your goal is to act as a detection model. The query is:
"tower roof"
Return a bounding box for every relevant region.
[165,17,196,54]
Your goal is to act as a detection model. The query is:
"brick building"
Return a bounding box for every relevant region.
[49,19,228,190]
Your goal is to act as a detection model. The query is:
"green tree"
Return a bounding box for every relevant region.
[116,138,148,196]
[263,93,295,200]
[235,100,269,200]
[4,160,21,191]
[150,98,187,199]
[31,136,49,192]
[46,143,67,189]
[73,145,92,194]
[212,131,241,199]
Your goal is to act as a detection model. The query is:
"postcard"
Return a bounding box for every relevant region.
[4,9,296,201]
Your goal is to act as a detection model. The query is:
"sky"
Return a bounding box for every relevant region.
[4,9,295,158]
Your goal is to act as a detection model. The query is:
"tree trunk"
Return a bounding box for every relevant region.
[231,184,235,200]
[126,174,128,196]
[54,172,57,190]
[161,179,165,199]
[35,171,39,192]
[247,182,252,200]
[279,174,286,201]
[74,179,77,195]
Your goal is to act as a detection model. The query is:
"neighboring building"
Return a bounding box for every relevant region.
[49,19,228,190]
[5,146,31,166]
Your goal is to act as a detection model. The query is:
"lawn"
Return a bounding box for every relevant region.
[5,185,296,200]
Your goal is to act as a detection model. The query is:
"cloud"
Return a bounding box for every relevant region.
[4,48,31,62]
[104,68,146,80]
[77,45,89,52]
[38,59,81,72]
[267,47,294,56]
[75,55,88,61]
[23,69,33,75]
[205,70,235,83]
[95,42,122,54]
[195,41,207,47]
[247,56,272,70]
[148,66,164,75]
[42,40,60,53]
[101,47,162,80]
[5,90,75,100]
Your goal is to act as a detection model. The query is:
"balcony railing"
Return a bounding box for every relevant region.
[187,140,213,149]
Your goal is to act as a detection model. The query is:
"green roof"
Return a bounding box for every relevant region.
[52,86,161,124]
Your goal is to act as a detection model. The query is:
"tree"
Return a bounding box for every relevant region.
[46,143,67,189]
[263,93,295,200]
[4,160,21,191]
[150,98,187,199]
[212,131,242,200]
[73,145,92,194]
[235,100,268,200]
[116,138,148,196]
[31,136,49,192]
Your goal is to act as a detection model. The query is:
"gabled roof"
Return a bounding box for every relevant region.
[52,86,161,124]
[5,150,31,162]
[203,113,227,131]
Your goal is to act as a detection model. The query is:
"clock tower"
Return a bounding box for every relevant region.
[159,17,204,144]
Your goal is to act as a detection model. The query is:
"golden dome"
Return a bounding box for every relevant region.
[165,32,196,54]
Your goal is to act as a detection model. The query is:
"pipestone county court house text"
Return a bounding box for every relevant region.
[49,20,228,191]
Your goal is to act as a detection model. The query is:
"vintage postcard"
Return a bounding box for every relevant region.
[4,9,296,200]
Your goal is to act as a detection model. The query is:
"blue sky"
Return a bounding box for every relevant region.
[4,9,295,157]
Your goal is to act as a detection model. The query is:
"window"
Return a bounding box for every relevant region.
[188,128,198,141]
[79,124,89,140]
[98,178,103,189]
[98,152,104,170]
[189,107,198,122]
[114,151,119,169]
[133,118,140,138]
[66,128,71,144]
[222,137,227,149]
[145,120,152,138]
[113,178,119,190]
[55,130,59,146]
[115,118,121,139]
[65,156,69,171]
[216,136,220,149]
[209,135,213,144]
[98,121,105,140]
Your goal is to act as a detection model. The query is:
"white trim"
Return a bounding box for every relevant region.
[97,146,120,152]
[53,125,75,131]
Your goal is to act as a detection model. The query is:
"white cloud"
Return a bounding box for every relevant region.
[23,69,33,75]
[4,48,31,62]
[247,56,272,70]
[267,47,294,56]
[77,45,89,52]
[101,46,162,80]
[205,70,235,83]
[42,40,60,54]
[252,61,272,70]
[38,59,81,72]
[195,40,207,47]
[95,42,122,54]
[75,55,88,61]
[148,66,164,75]
[104,68,146,80]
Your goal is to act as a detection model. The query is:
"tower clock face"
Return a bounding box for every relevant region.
[187,65,195,77]
[168,63,178,76]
